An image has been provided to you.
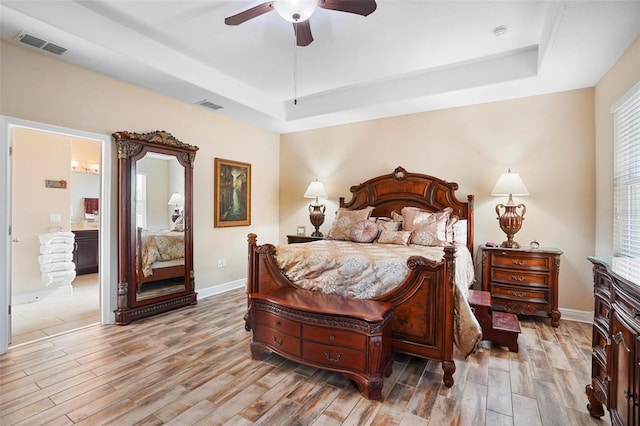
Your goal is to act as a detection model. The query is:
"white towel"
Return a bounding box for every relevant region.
[39,243,74,254]
[39,232,75,245]
[39,261,75,273]
[38,253,73,265]
[41,270,76,287]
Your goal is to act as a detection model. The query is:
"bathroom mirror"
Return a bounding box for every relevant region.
[113,130,198,325]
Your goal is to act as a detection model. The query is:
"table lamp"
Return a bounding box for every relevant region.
[303,179,327,237]
[491,169,529,248]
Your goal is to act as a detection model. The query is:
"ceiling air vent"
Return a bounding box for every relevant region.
[196,100,223,110]
[15,31,67,55]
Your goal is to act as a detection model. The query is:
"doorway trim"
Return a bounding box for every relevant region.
[1,116,114,355]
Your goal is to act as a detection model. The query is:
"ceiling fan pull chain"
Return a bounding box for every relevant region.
[293,26,298,105]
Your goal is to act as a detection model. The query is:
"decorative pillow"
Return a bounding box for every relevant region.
[376,230,411,245]
[327,207,374,240]
[400,207,426,231]
[452,219,468,245]
[376,218,401,232]
[402,206,452,238]
[446,215,459,243]
[410,212,449,246]
[391,210,403,224]
[349,220,379,243]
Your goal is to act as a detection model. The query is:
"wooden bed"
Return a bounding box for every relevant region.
[246,166,474,387]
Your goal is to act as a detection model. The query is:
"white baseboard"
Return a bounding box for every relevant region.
[559,307,593,324]
[197,279,245,300]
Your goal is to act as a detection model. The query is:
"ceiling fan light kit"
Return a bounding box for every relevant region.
[273,0,318,23]
[225,0,377,46]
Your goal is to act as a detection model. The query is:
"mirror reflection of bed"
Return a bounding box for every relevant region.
[134,151,186,301]
[136,227,185,301]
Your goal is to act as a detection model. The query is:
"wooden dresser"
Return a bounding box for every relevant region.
[586,257,640,426]
[481,245,562,326]
[246,287,394,400]
[72,229,99,275]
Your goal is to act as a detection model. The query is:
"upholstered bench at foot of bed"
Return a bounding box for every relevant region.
[246,287,394,400]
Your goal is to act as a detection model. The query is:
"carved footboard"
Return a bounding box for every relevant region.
[245,233,457,387]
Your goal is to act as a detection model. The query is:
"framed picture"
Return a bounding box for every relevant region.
[214,158,251,227]
[296,225,306,236]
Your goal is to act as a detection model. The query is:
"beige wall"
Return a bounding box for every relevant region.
[1,41,281,294]
[281,88,596,312]
[594,35,640,256]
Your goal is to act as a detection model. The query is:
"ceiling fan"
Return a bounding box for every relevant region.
[224,0,377,47]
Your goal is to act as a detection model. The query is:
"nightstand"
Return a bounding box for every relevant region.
[480,245,563,327]
[286,235,324,244]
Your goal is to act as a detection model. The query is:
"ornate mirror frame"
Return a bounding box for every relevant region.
[113,130,198,325]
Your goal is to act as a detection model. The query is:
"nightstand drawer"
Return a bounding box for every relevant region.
[491,283,549,304]
[490,269,549,287]
[254,310,301,337]
[303,324,366,350]
[490,253,552,272]
[302,341,366,371]
[253,327,301,357]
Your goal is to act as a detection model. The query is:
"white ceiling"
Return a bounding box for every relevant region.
[1,1,639,134]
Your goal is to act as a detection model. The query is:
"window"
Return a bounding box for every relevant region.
[136,173,147,229]
[612,82,640,258]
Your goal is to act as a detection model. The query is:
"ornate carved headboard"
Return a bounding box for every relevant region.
[339,166,474,253]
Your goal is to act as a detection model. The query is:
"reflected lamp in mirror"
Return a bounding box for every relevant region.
[168,192,183,222]
[303,179,327,237]
[491,169,529,249]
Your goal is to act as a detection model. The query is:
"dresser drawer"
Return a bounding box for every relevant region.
[303,324,366,350]
[253,326,301,357]
[491,283,549,304]
[254,310,301,337]
[490,253,552,272]
[302,341,366,371]
[490,269,549,287]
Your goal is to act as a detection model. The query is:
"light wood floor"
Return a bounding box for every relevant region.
[0,288,610,425]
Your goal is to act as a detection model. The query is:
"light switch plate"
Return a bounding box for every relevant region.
[50,213,61,222]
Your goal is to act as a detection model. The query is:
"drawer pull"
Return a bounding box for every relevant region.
[272,336,283,346]
[512,291,526,298]
[324,351,342,363]
[274,320,281,327]
[510,275,525,282]
[511,259,526,266]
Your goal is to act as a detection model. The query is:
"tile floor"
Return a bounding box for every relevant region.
[10,273,100,346]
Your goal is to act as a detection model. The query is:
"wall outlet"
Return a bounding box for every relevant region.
[217,259,222,268]
[50,213,61,223]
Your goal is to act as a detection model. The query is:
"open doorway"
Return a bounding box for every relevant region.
[0,116,114,354]
[10,129,101,345]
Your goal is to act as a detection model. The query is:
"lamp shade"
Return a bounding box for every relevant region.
[303,180,327,200]
[273,0,317,22]
[168,193,183,206]
[491,170,529,196]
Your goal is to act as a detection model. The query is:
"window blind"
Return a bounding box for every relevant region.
[612,83,640,258]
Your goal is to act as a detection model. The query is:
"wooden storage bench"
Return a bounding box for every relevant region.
[246,287,394,400]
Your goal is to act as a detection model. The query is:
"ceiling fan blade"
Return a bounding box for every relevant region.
[225,2,274,25]
[294,21,313,47]
[319,0,377,16]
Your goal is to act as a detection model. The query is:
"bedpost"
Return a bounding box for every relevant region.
[466,194,475,255]
[441,245,457,387]
[247,234,258,299]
